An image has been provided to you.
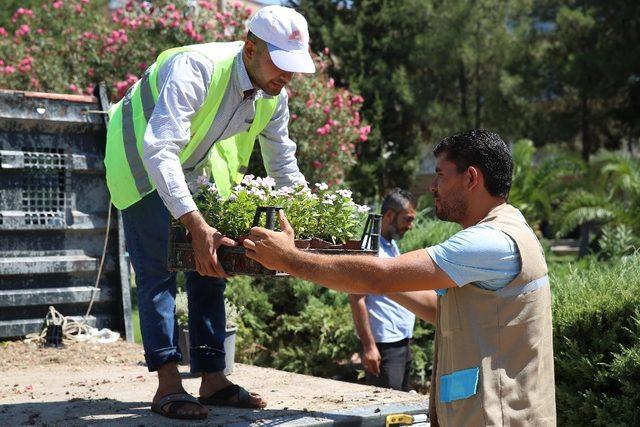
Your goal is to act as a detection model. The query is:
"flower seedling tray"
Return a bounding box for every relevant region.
[167,208,382,276]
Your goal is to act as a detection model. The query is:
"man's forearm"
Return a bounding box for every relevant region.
[390,291,438,324]
[283,250,386,294]
[280,249,452,295]
[179,209,207,232]
[349,295,377,350]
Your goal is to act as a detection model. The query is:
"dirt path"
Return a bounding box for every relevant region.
[0,340,427,426]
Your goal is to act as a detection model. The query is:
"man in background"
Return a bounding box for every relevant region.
[349,189,418,391]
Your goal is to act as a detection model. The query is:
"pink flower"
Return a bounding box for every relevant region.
[291,113,298,121]
[52,1,63,10]
[327,78,335,88]
[18,56,33,73]
[323,47,330,55]
[12,8,35,23]
[0,27,8,37]
[74,4,83,13]
[323,105,330,114]
[305,99,314,108]
[4,65,16,75]
[184,20,198,39]
[349,111,361,127]
[85,83,95,95]
[359,125,371,142]
[15,24,30,37]
[198,1,214,10]
[87,68,94,77]
[36,28,43,34]
[245,7,253,15]
[115,73,139,99]
[316,124,331,136]
[104,29,128,52]
[313,160,323,170]
[69,84,78,92]
[352,95,364,104]
[333,94,344,109]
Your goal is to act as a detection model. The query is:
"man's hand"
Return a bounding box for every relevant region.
[180,211,236,277]
[363,344,382,376]
[243,210,296,271]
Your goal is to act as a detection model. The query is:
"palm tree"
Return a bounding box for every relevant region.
[509,139,583,234]
[553,151,640,256]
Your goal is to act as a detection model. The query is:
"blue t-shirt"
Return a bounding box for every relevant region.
[365,237,416,343]
[427,223,522,292]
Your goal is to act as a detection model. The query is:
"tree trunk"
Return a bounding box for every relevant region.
[474,23,482,129]
[458,61,469,127]
[580,96,591,162]
[578,221,593,258]
[474,60,481,129]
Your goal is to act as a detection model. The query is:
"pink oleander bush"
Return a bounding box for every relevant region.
[0,0,369,184]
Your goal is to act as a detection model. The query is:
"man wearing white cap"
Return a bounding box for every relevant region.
[103,5,315,421]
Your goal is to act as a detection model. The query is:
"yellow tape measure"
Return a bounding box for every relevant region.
[385,413,428,427]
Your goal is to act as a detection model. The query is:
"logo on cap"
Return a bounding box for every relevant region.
[289,30,301,41]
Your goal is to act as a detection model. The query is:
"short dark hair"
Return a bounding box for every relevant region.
[381,188,417,215]
[433,129,513,198]
[247,31,266,52]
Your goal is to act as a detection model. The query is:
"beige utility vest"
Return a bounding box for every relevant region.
[430,203,556,426]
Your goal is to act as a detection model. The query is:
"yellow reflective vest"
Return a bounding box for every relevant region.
[104,41,278,209]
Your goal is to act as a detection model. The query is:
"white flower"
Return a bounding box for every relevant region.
[292,176,309,186]
[325,193,337,201]
[233,184,243,193]
[338,189,352,198]
[196,175,210,186]
[322,199,334,205]
[357,204,370,213]
[209,183,218,193]
[315,182,329,191]
[242,174,255,186]
[249,187,266,199]
[228,194,238,201]
[262,176,276,188]
[277,186,294,197]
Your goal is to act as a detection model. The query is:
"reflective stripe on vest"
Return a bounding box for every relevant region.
[104,42,278,209]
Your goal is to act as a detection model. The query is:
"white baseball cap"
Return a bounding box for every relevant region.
[248,6,316,74]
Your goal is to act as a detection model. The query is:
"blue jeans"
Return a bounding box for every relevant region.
[122,191,227,373]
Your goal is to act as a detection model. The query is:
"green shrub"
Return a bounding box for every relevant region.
[551,255,640,425]
[225,276,359,378]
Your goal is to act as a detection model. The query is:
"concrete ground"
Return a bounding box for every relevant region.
[0,341,427,426]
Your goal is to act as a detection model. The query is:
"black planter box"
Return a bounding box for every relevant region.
[167,212,382,276]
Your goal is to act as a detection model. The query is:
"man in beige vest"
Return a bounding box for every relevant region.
[243,129,556,426]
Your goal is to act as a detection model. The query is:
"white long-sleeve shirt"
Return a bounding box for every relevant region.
[141,48,304,219]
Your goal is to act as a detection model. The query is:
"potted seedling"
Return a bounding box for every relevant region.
[167,176,379,275]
